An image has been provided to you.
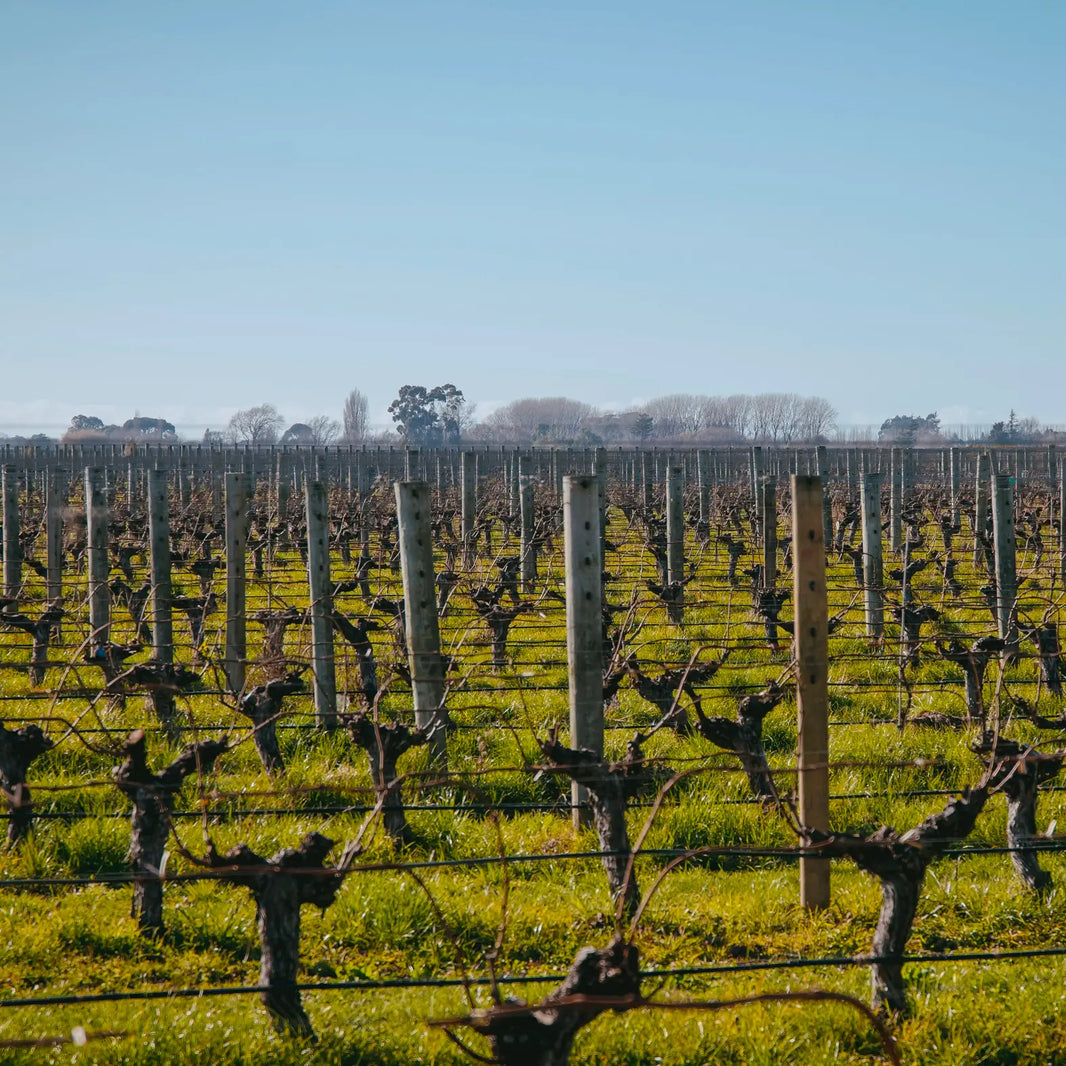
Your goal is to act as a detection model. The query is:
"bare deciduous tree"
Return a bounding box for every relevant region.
[227,404,284,445]
[479,396,594,443]
[342,388,370,442]
[307,415,341,445]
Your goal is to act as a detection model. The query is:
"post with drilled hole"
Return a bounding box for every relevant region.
[860,472,884,641]
[991,473,1018,647]
[224,472,250,694]
[396,481,447,764]
[305,480,338,728]
[85,467,110,651]
[563,475,603,829]
[793,475,830,909]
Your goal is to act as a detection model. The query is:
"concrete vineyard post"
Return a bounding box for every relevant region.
[148,469,173,665]
[860,473,884,640]
[793,475,830,910]
[84,468,110,650]
[991,474,1018,647]
[395,481,447,764]
[304,481,338,729]
[563,475,603,830]
[2,465,20,599]
[224,472,250,695]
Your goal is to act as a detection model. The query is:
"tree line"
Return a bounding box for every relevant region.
[34,389,1065,449]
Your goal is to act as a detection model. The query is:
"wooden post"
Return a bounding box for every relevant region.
[519,462,537,591]
[889,446,902,554]
[148,469,173,663]
[750,446,764,518]
[666,465,685,584]
[761,476,778,588]
[563,476,603,829]
[305,480,338,728]
[793,475,830,910]
[816,446,833,550]
[2,465,21,600]
[46,467,65,605]
[224,472,250,695]
[991,474,1018,645]
[84,468,110,650]
[461,450,476,568]
[974,452,991,566]
[594,446,609,562]
[697,450,712,528]
[395,481,447,762]
[860,473,884,641]
[1059,458,1066,586]
[949,447,961,525]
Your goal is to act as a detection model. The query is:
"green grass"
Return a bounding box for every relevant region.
[3,479,1066,1063]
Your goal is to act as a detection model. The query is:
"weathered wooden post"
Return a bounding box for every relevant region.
[395,481,447,763]
[860,473,884,641]
[750,446,764,519]
[594,446,609,561]
[816,445,833,550]
[666,465,685,585]
[991,474,1018,647]
[1060,458,1066,587]
[889,446,903,553]
[563,475,602,829]
[85,468,110,650]
[793,475,830,909]
[2,465,21,602]
[949,447,961,525]
[45,467,65,606]
[519,462,537,591]
[148,468,174,665]
[305,480,338,729]
[974,452,991,567]
[697,449,712,529]
[461,450,476,568]
[1048,444,1058,534]
[761,476,778,589]
[224,472,250,694]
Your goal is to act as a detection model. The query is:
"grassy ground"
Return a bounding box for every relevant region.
[2,479,1066,1063]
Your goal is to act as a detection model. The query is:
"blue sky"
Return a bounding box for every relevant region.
[2,2,1063,436]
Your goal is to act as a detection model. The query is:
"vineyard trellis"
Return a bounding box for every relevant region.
[0,440,1065,1062]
